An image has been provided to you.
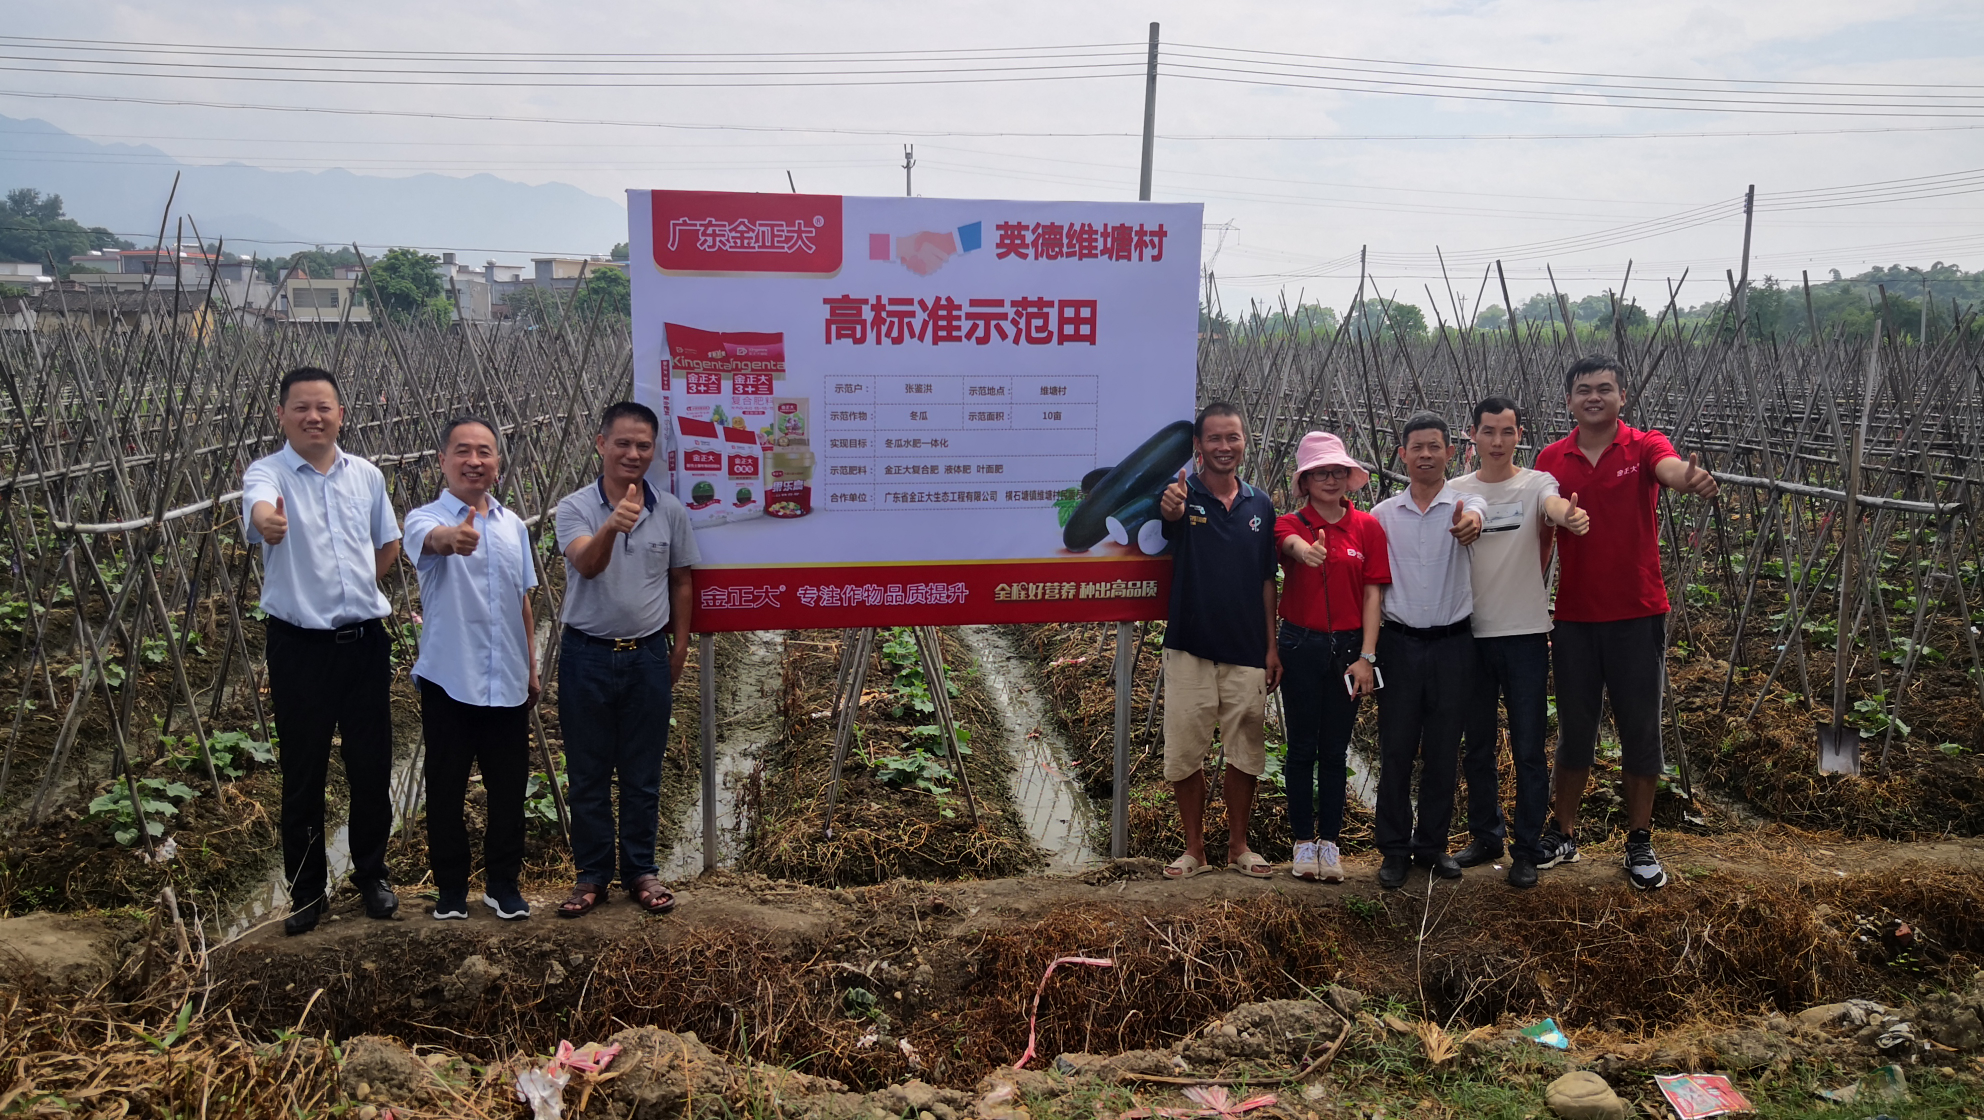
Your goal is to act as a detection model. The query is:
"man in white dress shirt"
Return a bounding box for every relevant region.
[1369,412,1486,891]
[403,416,540,923]
[241,367,403,935]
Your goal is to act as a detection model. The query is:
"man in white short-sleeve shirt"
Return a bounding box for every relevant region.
[239,367,403,936]
[1451,396,1588,888]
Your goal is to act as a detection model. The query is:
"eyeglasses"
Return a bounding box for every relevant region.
[1307,467,1353,482]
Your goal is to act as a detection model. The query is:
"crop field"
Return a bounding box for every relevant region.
[1,277,1982,1118]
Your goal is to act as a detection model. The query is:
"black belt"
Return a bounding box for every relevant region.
[266,616,379,644]
[1383,617,1472,640]
[1279,620,1362,642]
[564,625,668,652]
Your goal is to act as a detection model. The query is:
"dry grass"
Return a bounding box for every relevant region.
[743,629,1040,885]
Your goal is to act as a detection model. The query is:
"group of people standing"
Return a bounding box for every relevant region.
[1157,355,1718,890]
[244,367,695,934]
[245,350,1716,935]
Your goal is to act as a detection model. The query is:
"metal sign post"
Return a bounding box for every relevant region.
[700,632,717,872]
[1111,620,1133,858]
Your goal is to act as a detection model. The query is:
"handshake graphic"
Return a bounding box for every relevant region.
[871,221,983,276]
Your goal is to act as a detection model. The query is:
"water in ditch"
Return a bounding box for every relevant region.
[658,629,784,880]
[958,625,1099,873]
[221,743,424,942]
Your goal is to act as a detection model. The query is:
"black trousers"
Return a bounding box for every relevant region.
[265,617,394,905]
[1373,626,1476,858]
[418,679,530,892]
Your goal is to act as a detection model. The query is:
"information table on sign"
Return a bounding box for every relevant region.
[821,374,1096,510]
[630,189,1201,630]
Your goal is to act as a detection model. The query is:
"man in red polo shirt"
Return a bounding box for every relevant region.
[1535,355,1717,891]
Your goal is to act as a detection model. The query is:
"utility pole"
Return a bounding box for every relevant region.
[1138,22,1160,201]
[902,145,915,197]
[1734,184,1755,334]
[1116,20,1161,860]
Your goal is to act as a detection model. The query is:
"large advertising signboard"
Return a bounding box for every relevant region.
[629,190,1202,632]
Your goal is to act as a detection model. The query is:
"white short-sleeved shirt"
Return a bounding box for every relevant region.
[241,444,399,629]
[1452,468,1559,638]
[1370,483,1488,629]
[406,491,538,708]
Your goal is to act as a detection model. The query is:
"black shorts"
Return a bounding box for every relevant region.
[1552,614,1666,777]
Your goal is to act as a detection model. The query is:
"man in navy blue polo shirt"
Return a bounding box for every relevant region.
[1157,401,1282,879]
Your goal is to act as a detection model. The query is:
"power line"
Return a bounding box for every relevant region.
[5,88,1982,142]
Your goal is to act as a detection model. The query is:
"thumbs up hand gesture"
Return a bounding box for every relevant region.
[444,505,481,556]
[606,482,644,535]
[254,495,289,545]
[1160,468,1189,521]
[1680,452,1720,499]
[1449,500,1483,545]
[1561,492,1591,536]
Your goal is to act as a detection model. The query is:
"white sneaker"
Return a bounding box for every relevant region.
[1291,840,1320,880]
[1317,841,1346,882]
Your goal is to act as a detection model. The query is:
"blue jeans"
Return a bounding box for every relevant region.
[1277,621,1363,843]
[1461,632,1551,863]
[558,630,673,887]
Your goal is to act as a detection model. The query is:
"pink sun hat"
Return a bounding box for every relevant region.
[1293,431,1371,492]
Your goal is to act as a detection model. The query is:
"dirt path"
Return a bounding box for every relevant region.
[232,832,1984,955]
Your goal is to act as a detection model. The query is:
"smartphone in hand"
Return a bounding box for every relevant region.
[1343,666,1385,696]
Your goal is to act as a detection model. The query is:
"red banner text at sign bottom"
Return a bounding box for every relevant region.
[688,558,1172,632]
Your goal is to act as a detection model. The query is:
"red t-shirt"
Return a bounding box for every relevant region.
[1274,504,1391,633]
[1536,422,1680,622]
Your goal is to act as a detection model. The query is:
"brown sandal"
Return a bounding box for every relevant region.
[629,875,676,915]
[556,882,605,919]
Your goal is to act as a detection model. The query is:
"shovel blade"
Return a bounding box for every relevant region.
[1818,724,1863,776]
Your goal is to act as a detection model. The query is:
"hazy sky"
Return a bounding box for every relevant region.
[4,0,1981,316]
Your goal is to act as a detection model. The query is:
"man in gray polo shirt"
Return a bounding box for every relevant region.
[553,401,699,918]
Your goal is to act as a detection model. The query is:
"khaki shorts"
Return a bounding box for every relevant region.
[1162,647,1268,782]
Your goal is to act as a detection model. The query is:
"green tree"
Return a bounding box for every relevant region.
[365,247,451,327]
[1356,298,1426,341]
[1473,305,1509,331]
[571,266,630,319]
[256,245,365,284]
[0,188,131,273]
[609,242,629,261]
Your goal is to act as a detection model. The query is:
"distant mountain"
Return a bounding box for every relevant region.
[0,114,626,261]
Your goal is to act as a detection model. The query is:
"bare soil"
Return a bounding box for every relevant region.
[203,833,1984,1093]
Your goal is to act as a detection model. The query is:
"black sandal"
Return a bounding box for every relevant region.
[557,882,605,919]
[629,875,676,915]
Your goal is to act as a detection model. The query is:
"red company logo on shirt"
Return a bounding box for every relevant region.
[652,191,844,277]
[1616,464,1640,478]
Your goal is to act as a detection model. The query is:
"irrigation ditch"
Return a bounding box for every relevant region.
[2,269,1984,1116]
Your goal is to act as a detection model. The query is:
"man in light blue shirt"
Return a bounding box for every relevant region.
[404,415,540,923]
[1368,412,1486,891]
[240,367,403,935]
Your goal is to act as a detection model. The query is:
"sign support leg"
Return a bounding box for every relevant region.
[914,626,979,826]
[1111,620,1133,859]
[823,627,877,838]
[700,632,716,873]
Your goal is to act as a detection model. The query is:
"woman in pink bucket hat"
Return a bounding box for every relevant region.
[1272,431,1390,882]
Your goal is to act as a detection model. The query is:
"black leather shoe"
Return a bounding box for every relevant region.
[1415,852,1463,879]
[283,896,325,936]
[1453,838,1505,868]
[1506,858,1538,889]
[354,877,398,919]
[1377,853,1410,890]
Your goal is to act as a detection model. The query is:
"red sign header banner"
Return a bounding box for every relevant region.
[652,191,843,277]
